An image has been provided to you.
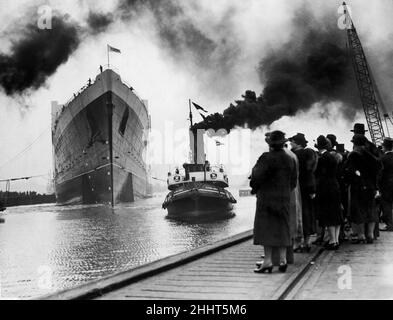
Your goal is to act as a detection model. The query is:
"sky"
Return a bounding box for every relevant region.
[0,0,392,193]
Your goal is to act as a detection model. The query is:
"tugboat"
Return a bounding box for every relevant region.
[162,102,237,218]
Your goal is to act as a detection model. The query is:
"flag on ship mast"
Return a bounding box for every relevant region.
[107,45,121,67]
[108,45,121,53]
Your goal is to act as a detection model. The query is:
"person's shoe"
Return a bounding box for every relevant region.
[351,238,367,244]
[333,243,340,250]
[380,226,393,232]
[303,245,312,253]
[278,263,288,273]
[366,237,374,244]
[312,237,324,245]
[254,265,273,273]
[326,243,337,250]
[255,260,264,267]
[323,241,332,248]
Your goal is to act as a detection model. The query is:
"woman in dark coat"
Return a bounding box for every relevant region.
[314,135,343,250]
[343,134,381,243]
[289,133,318,252]
[251,131,298,273]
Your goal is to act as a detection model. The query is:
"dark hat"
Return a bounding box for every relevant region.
[382,137,393,149]
[289,133,308,147]
[351,123,368,134]
[336,144,345,153]
[351,134,368,146]
[326,134,338,147]
[265,132,272,144]
[314,135,330,149]
[268,130,288,146]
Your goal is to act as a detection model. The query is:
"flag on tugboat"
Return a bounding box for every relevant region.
[199,112,207,120]
[215,140,224,146]
[192,102,208,113]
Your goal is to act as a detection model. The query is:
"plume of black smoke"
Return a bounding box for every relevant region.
[0,0,239,96]
[0,8,115,96]
[192,9,360,132]
[86,11,114,35]
[0,15,80,95]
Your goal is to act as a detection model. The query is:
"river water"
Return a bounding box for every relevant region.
[0,191,255,299]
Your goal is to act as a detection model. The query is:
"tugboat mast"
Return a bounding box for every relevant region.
[188,99,199,164]
[188,99,193,127]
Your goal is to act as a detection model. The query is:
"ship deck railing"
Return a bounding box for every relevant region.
[100,64,149,112]
[53,65,149,131]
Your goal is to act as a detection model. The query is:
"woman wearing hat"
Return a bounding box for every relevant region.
[289,133,318,252]
[314,135,344,250]
[251,131,298,273]
[344,134,382,243]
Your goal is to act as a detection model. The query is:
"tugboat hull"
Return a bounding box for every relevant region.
[166,195,234,218]
[163,184,236,218]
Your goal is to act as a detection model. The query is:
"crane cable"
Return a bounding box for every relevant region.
[0,126,50,171]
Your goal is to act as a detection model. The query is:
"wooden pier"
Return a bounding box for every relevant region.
[43,230,324,300]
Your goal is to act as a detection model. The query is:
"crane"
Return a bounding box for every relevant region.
[342,2,388,145]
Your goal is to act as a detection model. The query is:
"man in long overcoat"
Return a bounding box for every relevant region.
[251,131,298,273]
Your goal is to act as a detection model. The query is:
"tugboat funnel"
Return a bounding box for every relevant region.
[189,129,206,164]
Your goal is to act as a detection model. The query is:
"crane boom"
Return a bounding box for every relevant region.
[343,2,385,145]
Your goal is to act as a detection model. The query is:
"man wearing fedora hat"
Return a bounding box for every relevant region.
[378,137,393,232]
[251,131,298,273]
[350,123,381,158]
[289,133,318,252]
[351,123,368,135]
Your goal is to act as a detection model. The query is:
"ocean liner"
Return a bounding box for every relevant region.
[51,67,150,205]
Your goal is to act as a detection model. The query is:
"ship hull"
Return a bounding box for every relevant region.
[54,164,148,205]
[52,70,149,205]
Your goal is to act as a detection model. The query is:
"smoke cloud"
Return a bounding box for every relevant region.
[0,0,240,96]
[0,15,80,95]
[192,8,360,132]
[118,0,240,74]
[86,11,114,35]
